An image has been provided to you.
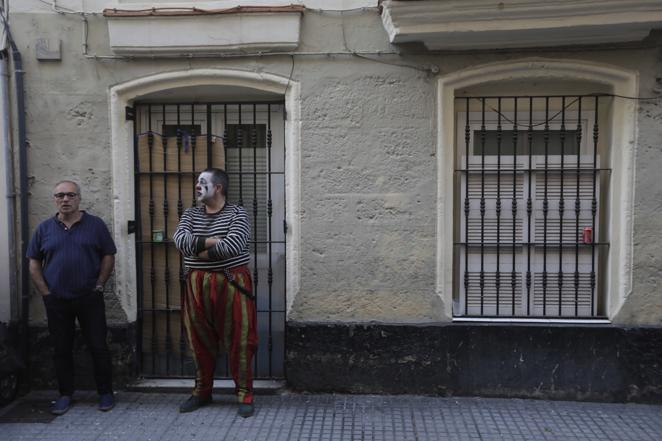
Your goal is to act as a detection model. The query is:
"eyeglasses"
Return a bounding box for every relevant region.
[54,192,78,199]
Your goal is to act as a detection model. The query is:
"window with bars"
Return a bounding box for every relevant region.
[454,96,610,318]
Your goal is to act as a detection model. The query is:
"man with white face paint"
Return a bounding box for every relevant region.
[173,168,257,417]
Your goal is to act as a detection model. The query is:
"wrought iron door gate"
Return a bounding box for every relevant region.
[133,101,286,379]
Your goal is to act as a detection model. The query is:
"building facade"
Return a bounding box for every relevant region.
[1,0,662,401]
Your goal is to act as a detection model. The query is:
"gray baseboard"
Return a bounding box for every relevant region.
[285,322,662,403]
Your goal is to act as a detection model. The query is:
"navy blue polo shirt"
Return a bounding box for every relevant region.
[27,211,117,299]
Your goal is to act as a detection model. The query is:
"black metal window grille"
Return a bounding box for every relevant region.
[454,95,610,318]
[133,102,286,379]
[162,124,202,138]
[226,124,269,254]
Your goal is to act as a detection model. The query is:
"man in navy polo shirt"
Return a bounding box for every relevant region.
[27,180,117,416]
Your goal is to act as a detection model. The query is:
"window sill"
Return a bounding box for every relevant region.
[453,317,611,325]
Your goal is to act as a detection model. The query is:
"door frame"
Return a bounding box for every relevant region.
[108,69,301,323]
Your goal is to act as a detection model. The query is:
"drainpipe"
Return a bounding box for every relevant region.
[1,8,30,370]
[1,52,18,324]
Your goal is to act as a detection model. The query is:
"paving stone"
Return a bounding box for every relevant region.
[1,391,661,440]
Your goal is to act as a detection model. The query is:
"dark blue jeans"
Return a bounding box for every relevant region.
[43,291,113,396]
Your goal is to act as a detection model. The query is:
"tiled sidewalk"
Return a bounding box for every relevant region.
[1,391,661,440]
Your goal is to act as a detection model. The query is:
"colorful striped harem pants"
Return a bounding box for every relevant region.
[183,266,257,404]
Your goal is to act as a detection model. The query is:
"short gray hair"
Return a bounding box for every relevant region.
[54,180,82,198]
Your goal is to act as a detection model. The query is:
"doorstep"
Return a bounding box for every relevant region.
[126,379,286,395]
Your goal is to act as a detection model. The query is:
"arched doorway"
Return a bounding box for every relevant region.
[109,70,301,380]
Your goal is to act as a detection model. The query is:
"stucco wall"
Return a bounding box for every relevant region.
[292,54,441,322]
[613,56,662,325]
[6,6,662,326]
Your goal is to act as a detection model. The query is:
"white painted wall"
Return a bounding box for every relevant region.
[9,0,377,13]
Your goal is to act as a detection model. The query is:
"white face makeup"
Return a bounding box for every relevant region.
[196,172,216,203]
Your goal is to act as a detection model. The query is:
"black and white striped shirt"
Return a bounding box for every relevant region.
[173,203,251,271]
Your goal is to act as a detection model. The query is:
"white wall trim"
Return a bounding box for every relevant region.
[106,13,302,56]
[382,0,662,50]
[108,68,301,321]
[12,0,377,14]
[436,58,638,321]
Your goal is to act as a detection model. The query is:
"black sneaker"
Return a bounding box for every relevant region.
[238,402,254,418]
[51,395,72,416]
[179,395,211,413]
[98,393,115,411]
